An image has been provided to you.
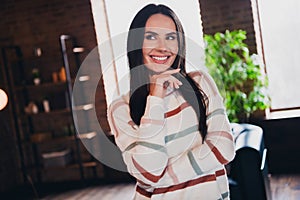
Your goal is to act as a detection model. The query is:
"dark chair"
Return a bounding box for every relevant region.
[228,123,271,200]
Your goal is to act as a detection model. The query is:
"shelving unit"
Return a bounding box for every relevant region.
[2,39,104,184]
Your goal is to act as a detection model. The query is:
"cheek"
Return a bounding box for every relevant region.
[142,47,148,57]
[173,46,179,54]
[168,42,179,54]
[142,48,150,64]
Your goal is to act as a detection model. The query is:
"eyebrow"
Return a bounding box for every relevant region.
[144,31,177,36]
[166,32,177,36]
[144,31,158,35]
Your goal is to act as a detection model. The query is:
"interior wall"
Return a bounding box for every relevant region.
[0,0,109,192]
[199,0,257,53]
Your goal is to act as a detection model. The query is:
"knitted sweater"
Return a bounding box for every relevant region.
[108,71,235,200]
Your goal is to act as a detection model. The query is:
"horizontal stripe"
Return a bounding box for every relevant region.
[215,169,226,176]
[165,125,198,143]
[136,185,152,198]
[141,118,165,125]
[208,131,233,141]
[132,157,167,183]
[136,169,226,197]
[124,141,166,153]
[164,102,190,118]
[188,151,203,175]
[206,140,228,164]
[207,108,226,120]
[153,174,216,194]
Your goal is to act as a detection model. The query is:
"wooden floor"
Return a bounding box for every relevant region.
[41,183,136,200]
[41,174,300,200]
[269,174,300,200]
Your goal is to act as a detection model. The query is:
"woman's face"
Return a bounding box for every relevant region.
[142,14,179,74]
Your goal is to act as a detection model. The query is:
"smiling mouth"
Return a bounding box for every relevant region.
[150,56,170,64]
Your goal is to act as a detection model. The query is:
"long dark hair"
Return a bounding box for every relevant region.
[127,4,208,139]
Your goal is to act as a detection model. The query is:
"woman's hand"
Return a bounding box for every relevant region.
[149,69,182,98]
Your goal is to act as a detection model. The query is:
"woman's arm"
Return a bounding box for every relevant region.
[187,71,236,174]
[108,95,168,185]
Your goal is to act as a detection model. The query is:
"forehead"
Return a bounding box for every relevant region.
[145,14,176,32]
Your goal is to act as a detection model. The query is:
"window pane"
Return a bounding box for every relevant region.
[259,0,300,109]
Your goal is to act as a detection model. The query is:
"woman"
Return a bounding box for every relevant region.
[108,4,235,199]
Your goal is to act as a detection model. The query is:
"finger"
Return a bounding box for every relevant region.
[160,68,180,75]
[166,76,182,89]
[173,79,182,89]
[151,72,182,88]
[169,75,183,86]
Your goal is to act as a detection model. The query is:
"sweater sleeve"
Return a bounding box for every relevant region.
[108,95,168,185]
[188,71,235,173]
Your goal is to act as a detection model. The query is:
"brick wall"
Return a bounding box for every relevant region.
[199,0,257,53]
[0,0,97,58]
[0,0,109,192]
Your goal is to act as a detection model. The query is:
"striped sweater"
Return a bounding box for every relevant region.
[108,71,235,200]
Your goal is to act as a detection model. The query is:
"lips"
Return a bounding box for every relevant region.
[150,55,170,64]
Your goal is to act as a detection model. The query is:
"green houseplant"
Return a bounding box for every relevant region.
[204,30,269,122]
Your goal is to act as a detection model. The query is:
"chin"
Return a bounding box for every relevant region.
[145,64,171,74]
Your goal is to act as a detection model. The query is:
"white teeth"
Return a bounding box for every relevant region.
[152,56,168,61]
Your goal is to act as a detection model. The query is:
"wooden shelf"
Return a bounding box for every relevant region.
[22,103,94,117]
[7,42,100,184]
[41,161,98,170]
[28,131,97,145]
[27,108,70,116]
[76,161,98,168]
[15,81,67,91]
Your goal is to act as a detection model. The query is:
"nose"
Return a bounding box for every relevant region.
[155,38,168,52]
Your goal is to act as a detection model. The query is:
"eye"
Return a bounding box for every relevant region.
[166,35,177,40]
[145,34,156,40]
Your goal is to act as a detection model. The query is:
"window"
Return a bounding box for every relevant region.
[257,0,300,118]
